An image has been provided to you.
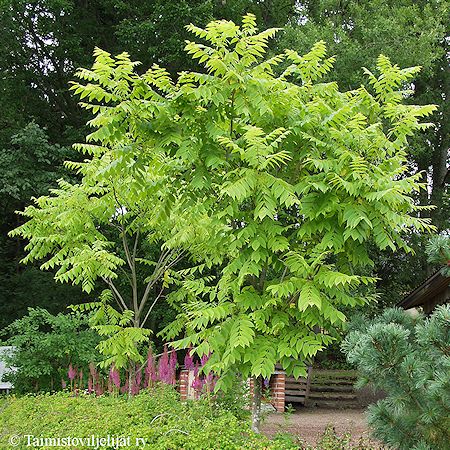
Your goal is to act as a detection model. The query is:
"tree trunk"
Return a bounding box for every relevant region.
[251,375,262,433]
[128,364,134,398]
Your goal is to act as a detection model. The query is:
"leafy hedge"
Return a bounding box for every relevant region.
[0,386,293,449]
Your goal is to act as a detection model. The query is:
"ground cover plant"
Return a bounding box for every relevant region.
[0,386,386,449]
[0,385,292,450]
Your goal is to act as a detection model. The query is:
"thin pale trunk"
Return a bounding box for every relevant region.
[251,269,266,433]
[251,375,262,433]
[128,365,134,399]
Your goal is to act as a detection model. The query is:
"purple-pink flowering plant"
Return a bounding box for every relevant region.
[88,376,93,393]
[89,362,98,381]
[68,364,77,381]
[200,352,211,367]
[184,348,194,370]
[120,378,129,395]
[169,351,177,384]
[144,346,156,388]
[109,365,121,389]
[95,380,104,396]
[158,346,170,384]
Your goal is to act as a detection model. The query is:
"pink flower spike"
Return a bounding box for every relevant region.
[184,348,194,370]
[200,352,211,367]
[95,381,103,396]
[158,346,170,384]
[109,365,121,389]
[120,379,129,394]
[89,363,98,380]
[131,379,140,396]
[68,364,76,381]
[193,362,199,377]
[192,376,202,391]
[169,351,177,384]
[135,368,142,388]
[144,347,155,388]
[61,379,67,389]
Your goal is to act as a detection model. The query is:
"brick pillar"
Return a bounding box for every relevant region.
[179,369,189,401]
[269,370,285,413]
[249,377,254,398]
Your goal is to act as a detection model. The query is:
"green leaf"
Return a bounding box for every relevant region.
[298,282,322,311]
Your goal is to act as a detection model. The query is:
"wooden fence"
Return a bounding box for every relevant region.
[284,368,359,408]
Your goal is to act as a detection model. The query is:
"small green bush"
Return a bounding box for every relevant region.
[303,426,382,450]
[0,385,296,449]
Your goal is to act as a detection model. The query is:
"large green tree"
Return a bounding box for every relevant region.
[4,1,446,329]
[157,16,435,431]
[11,13,436,431]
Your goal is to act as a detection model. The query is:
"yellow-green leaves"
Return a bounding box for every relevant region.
[229,316,255,348]
[166,15,435,386]
[298,282,322,311]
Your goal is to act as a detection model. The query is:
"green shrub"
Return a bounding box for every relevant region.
[342,305,450,450]
[1,308,101,393]
[0,385,296,449]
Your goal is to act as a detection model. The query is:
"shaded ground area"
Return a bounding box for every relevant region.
[261,407,383,448]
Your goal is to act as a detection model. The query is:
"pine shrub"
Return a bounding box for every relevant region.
[342,305,450,449]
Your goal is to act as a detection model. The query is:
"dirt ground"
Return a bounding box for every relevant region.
[261,407,382,447]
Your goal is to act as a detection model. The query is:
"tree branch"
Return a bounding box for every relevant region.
[140,285,165,328]
[101,276,128,311]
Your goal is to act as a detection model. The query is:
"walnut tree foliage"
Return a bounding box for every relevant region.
[9,48,214,328]
[280,0,449,311]
[12,14,436,395]
[158,15,436,386]
[69,291,151,371]
[342,306,450,450]
[0,0,298,332]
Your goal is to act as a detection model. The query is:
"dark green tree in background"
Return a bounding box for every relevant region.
[0,123,87,330]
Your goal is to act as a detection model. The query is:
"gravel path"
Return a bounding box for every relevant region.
[261,407,382,447]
